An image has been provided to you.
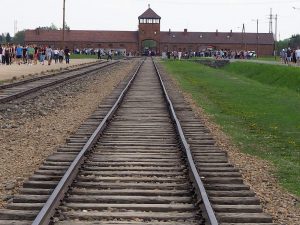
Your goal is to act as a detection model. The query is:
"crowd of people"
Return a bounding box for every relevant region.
[280,47,300,65]
[0,44,71,66]
[165,49,257,60]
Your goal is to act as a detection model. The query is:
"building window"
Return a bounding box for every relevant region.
[109,43,113,48]
[120,44,124,47]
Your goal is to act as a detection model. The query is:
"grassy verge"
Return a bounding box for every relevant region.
[256,56,280,62]
[162,60,300,196]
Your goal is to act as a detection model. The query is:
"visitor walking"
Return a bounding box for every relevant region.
[45,46,53,65]
[107,50,112,61]
[15,45,23,65]
[64,47,70,64]
[53,48,59,63]
[97,49,102,59]
[59,49,64,63]
[295,47,300,66]
[0,45,3,65]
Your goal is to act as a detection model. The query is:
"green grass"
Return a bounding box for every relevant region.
[224,62,300,92]
[162,60,300,196]
[256,56,280,62]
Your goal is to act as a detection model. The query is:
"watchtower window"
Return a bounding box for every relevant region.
[140,18,160,24]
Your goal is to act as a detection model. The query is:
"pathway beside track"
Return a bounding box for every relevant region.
[0,59,98,82]
[0,61,118,103]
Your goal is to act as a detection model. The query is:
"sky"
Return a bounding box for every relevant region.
[1,0,300,40]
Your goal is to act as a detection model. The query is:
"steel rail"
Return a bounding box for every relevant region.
[31,59,144,225]
[0,61,119,104]
[152,58,219,225]
[0,61,105,90]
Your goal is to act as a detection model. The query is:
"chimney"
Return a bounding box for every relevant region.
[216,29,218,36]
[184,28,187,33]
[169,29,171,35]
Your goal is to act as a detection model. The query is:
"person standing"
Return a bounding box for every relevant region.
[40,46,46,65]
[34,46,39,65]
[45,46,53,65]
[286,48,292,65]
[27,45,35,65]
[295,47,300,66]
[53,48,59,63]
[107,50,112,61]
[0,45,3,65]
[97,49,102,59]
[22,45,27,64]
[64,47,70,64]
[59,49,64,63]
[15,44,23,65]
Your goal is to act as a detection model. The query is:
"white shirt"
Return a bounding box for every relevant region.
[295,49,300,58]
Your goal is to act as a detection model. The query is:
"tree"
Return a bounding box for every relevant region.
[49,23,58,30]
[36,23,59,31]
[13,30,25,45]
[5,33,11,43]
[276,34,300,53]
[60,22,70,31]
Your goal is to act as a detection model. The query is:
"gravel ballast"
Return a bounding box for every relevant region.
[0,60,138,207]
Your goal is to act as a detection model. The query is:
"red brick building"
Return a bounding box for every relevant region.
[25,7,274,55]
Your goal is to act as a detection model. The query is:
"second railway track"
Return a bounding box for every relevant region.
[0,58,275,225]
[0,60,119,104]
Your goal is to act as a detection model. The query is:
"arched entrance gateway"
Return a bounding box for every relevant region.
[138,6,161,56]
[141,39,158,55]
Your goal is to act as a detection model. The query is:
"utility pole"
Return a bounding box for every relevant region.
[256,19,259,58]
[268,8,273,33]
[274,14,278,60]
[242,23,246,50]
[62,0,66,49]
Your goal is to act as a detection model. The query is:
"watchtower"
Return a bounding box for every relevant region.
[138,5,161,55]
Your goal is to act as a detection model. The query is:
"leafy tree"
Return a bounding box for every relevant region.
[13,30,25,45]
[36,23,59,31]
[5,33,11,43]
[60,22,70,31]
[49,23,58,30]
[276,34,300,53]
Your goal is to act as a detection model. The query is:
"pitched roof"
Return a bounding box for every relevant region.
[25,30,138,43]
[160,31,274,45]
[138,8,161,19]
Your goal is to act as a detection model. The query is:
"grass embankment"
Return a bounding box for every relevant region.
[162,60,300,196]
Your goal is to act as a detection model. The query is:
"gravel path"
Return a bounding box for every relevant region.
[157,61,300,225]
[0,59,98,82]
[0,59,139,207]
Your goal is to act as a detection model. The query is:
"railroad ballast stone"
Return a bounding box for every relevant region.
[0,60,139,208]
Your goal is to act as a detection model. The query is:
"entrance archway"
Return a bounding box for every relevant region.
[141,40,158,56]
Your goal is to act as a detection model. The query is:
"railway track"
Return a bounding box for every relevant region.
[0,58,275,225]
[0,60,119,104]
